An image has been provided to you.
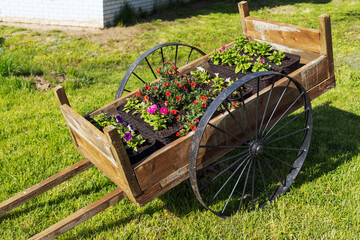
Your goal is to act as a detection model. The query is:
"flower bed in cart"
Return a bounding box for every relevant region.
[89,38,301,164]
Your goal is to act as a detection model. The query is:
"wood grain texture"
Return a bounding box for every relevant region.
[53,86,70,107]
[244,16,321,53]
[28,188,126,240]
[238,1,249,35]
[319,14,335,79]
[60,105,132,195]
[0,159,93,217]
[104,125,142,197]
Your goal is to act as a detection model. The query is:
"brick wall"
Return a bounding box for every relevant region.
[0,0,190,28]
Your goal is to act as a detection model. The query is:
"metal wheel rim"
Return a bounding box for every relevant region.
[189,71,313,217]
[115,43,206,99]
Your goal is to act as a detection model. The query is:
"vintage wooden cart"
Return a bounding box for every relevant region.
[0,1,335,239]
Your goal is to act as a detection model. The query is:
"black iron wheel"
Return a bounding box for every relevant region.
[189,71,312,217]
[115,43,206,99]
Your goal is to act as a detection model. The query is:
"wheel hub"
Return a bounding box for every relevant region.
[250,141,264,156]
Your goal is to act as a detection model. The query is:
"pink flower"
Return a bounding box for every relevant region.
[160,107,168,115]
[260,59,265,64]
[221,46,226,50]
[146,104,158,115]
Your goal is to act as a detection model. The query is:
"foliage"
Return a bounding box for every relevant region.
[268,50,285,65]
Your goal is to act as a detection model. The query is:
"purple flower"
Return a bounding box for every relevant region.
[159,107,168,115]
[146,104,158,115]
[115,115,123,124]
[127,124,134,131]
[123,132,132,141]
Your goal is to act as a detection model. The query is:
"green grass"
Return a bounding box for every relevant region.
[1,0,360,238]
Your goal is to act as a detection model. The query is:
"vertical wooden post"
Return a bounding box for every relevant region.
[238,1,249,36]
[53,86,70,107]
[319,14,335,79]
[103,125,142,198]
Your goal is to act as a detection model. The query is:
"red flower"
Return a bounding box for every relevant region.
[145,85,150,90]
[191,82,196,87]
[194,100,198,105]
[202,103,207,107]
[233,103,238,108]
[176,82,181,87]
[176,96,181,102]
[156,69,161,73]
[165,100,169,106]
[171,109,177,115]
[154,86,159,90]
[137,91,141,97]
[182,86,187,90]
[144,96,149,101]
[176,132,180,137]
[132,94,136,98]
[164,61,168,64]
[164,82,169,87]
[183,74,187,77]
[195,119,199,123]
[166,91,171,97]
[176,115,180,119]
[191,125,196,131]
[182,129,185,133]
[175,70,179,74]
[200,96,208,101]
[167,71,172,75]
[171,66,176,70]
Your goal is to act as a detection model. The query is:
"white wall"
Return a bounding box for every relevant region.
[0,0,190,28]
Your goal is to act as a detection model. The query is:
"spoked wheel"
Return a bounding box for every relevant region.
[189,71,313,217]
[115,43,206,99]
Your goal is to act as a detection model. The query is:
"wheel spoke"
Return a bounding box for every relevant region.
[145,57,157,80]
[123,89,131,93]
[262,92,304,140]
[255,77,260,140]
[256,158,270,201]
[186,48,194,65]
[199,145,248,149]
[221,157,252,213]
[263,108,309,141]
[264,146,304,152]
[132,72,146,84]
[239,89,254,139]
[207,155,251,206]
[261,79,291,138]
[208,122,248,145]
[259,80,276,135]
[259,155,285,187]
[175,45,178,67]
[263,151,293,168]
[160,47,165,64]
[197,150,249,172]
[251,157,256,210]
[238,157,253,211]
[265,127,309,145]
[222,102,251,140]
[199,153,250,192]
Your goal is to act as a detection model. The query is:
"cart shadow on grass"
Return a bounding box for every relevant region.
[48,102,360,239]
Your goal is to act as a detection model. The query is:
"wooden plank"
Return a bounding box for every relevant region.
[244,16,321,53]
[307,76,335,100]
[53,86,70,107]
[104,125,142,197]
[28,188,126,240]
[238,1,249,35]
[0,159,93,217]
[319,14,335,79]
[60,105,135,197]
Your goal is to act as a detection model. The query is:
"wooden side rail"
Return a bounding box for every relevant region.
[0,159,93,217]
[29,188,126,240]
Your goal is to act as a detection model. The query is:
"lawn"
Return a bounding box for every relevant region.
[1,0,360,239]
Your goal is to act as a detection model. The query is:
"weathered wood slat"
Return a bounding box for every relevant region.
[243,16,321,53]
[28,188,126,240]
[319,14,335,79]
[0,159,93,217]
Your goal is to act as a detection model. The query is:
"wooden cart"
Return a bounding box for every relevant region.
[0,1,335,239]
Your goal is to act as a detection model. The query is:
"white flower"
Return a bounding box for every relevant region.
[215,73,219,78]
[225,77,231,83]
[197,66,205,72]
